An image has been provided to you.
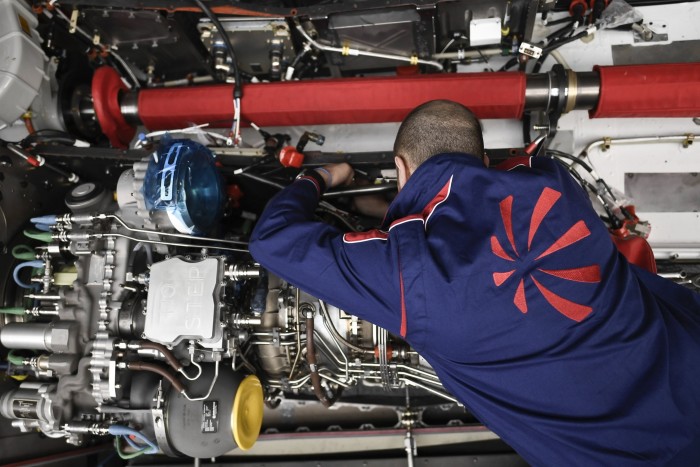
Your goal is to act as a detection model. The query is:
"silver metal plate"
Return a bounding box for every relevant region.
[144,257,223,345]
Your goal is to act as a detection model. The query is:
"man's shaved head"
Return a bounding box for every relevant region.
[394,100,484,170]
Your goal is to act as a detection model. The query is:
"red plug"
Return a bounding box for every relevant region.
[278,146,305,168]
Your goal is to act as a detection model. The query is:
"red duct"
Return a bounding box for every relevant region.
[590,63,700,118]
[137,72,527,130]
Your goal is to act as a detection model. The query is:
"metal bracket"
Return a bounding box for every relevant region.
[151,382,176,456]
[632,23,668,43]
[683,134,695,148]
[602,137,612,151]
[69,9,79,34]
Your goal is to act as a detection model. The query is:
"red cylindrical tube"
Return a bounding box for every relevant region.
[591,63,700,118]
[137,72,527,130]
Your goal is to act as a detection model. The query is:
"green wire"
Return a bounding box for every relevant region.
[114,436,149,460]
[23,230,53,243]
[12,245,36,261]
[0,308,25,316]
[7,350,25,366]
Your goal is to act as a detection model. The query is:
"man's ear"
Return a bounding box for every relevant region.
[483,152,490,167]
[394,155,411,191]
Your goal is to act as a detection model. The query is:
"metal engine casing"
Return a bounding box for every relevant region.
[144,257,225,347]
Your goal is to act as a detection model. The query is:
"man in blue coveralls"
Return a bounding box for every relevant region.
[249,100,700,466]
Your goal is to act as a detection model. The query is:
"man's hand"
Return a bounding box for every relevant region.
[316,163,354,189]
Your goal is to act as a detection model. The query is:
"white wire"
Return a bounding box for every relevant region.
[228,97,242,146]
[135,123,229,149]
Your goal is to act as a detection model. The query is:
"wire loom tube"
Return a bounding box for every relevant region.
[0,308,25,315]
[23,230,52,243]
[12,245,36,261]
[6,350,25,366]
[13,260,44,289]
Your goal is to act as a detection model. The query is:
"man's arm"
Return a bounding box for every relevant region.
[248,164,403,336]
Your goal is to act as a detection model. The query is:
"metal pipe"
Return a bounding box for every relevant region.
[659,271,688,280]
[0,323,52,351]
[98,214,248,246]
[295,21,443,71]
[288,289,303,379]
[402,379,458,404]
[306,315,341,407]
[432,48,504,61]
[319,301,374,354]
[314,330,349,370]
[323,183,397,199]
[581,135,696,157]
[94,232,247,253]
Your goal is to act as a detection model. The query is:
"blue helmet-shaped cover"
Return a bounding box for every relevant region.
[142,137,224,234]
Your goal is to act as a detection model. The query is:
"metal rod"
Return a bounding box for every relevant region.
[323,183,397,199]
[99,214,248,246]
[96,233,247,253]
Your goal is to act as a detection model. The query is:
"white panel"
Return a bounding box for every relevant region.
[585,139,700,254]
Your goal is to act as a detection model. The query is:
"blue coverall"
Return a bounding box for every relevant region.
[250,153,700,466]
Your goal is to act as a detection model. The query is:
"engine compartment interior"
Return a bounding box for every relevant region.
[0,0,699,464]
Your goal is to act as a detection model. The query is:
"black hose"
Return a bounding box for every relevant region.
[127,361,186,393]
[547,17,576,26]
[193,0,242,100]
[542,29,590,54]
[546,149,594,173]
[133,341,183,372]
[546,22,577,42]
[498,56,519,72]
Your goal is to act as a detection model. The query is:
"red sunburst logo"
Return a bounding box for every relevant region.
[491,187,600,322]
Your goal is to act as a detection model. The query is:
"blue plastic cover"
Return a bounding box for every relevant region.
[142,137,224,234]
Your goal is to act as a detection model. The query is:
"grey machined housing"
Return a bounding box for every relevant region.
[144,257,224,346]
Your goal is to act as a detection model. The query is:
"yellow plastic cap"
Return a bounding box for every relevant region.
[231,374,264,450]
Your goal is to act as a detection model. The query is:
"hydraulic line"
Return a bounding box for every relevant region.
[319,301,374,354]
[294,20,443,71]
[95,232,247,253]
[306,315,342,407]
[99,214,248,246]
